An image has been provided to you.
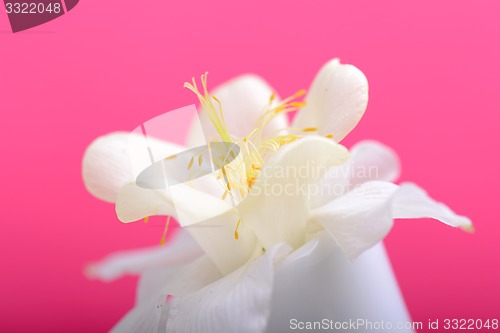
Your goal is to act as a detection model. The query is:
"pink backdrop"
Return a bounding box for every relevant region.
[1,1,499,332]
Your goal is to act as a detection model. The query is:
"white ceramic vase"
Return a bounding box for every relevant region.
[265,232,414,333]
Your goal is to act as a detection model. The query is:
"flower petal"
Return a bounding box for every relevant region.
[310,181,398,260]
[112,255,223,333]
[238,136,350,250]
[166,243,291,333]
[85,230,202,282]
[115,183,228,223]
[293,59,369,142]
[110,294,167,333]
[186,74,288,146]
[185,208,259,275]
[116,183,259,275]
[392,182,473,229]
[349,140,400,186]
[310,181,473,259]
[82,132,184,203]
[311,140,400,209]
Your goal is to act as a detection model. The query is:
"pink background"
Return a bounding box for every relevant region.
[1,1,499,332]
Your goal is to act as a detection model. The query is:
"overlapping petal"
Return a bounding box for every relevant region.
[186,75,288,146]
[392,182,473,229]
[293,59,369,142]
[85,230,202,282]
[349,140,400,186]
[239,136,350,250]
[310,181,472,259]
[82,132,184,203]
[112,255,223,333]
[116,183,258,275]
[166,243,291,333]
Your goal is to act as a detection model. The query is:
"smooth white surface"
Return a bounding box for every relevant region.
[265,232,414,333]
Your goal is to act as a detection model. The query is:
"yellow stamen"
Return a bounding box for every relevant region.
[187,156,194,170]
[269,91,276,103]
[164,154,177,160]
[303,127,318,132]
[234,219,241,240]
[461,224,475,233]
[184,74,232,142]
[144,216,149,223]
[325,134,334,139]
[186,74,310,205]
[198,154,203,166]
[290,101,306,108]
[160,216,171,246]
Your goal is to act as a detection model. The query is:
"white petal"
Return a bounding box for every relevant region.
[185,208,259,275]
[115,183,228,223]
[239,136,350,250]
[310,181,398,260]
[293,59,369,142]
[393,182,473,229]
[186,74,288,146]
[311,140,400,209]
[111,294,167,333]
[85,230,202,282]
[310,181,473,259]
[82,132,184,203]
[116,183,259,276]
[349,140,400,186]
[166,243,291,333]
[113,255,223,333]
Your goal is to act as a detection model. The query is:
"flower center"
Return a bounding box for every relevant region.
[185,73,312,193]
[184,73,334,239]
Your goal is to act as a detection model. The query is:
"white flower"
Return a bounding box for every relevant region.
[83,59,472,333]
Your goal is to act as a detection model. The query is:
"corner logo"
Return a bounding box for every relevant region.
[3,0,79,33]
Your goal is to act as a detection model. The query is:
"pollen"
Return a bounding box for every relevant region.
[187,156,194,170]
[164,154,177,160]
[303,127,318,132]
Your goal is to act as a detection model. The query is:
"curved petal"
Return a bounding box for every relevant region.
[311,140,400,209]
[186,74,288,146]
[310,181,473,260]
[292,59,369,142]
[116,183,259,275]
[185,208,259,275]
[112,255,223,333]
[82,132,184,203]
[393,182,473,230]
[238,136,350,250]
[111,294,167,333]
[115,183,228,223]
[85,230,202,282]
[310,181,398,260]
[166,243,291,333]
[349,140,400,186]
